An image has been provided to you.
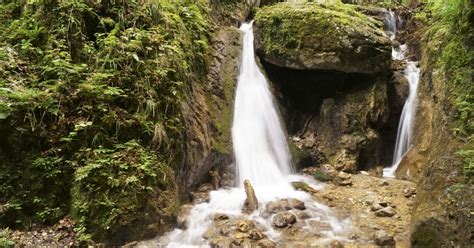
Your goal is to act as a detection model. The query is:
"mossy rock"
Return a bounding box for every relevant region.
[71,141,178,244]
[254,2,391,73]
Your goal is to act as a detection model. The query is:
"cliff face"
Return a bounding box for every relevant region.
[394,0,473,245]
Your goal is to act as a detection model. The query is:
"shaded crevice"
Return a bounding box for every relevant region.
[261,59,404,171]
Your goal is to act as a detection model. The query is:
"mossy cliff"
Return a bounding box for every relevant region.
[391,0,473,246]
[254,2,392,74]
[0,0,248,245]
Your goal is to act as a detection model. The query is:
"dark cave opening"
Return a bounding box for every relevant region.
[261,60,402,170]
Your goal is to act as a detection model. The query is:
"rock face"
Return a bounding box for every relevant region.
[273,71,391,172]
[178,27,242,193]
[254,2,391,74]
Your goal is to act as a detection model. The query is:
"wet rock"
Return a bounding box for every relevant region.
[212,213,229,221]
[197,183,214,192]
[266,199,305,214]
[291,181,318,193]
[294,210,311,220]
[238,221,251,233]
[402,187,417,198]
[191,191,210,204]
[242,180,259,214]
[375,206,397,217]
[248,230,265,240]
[177,204,193,228]
[257,239,276,247]
[288,198,306,210]
[373,230,396,246]
[209,237,231,247]
[272,212,297,228]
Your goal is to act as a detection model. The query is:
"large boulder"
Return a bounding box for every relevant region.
[254,2,391,74]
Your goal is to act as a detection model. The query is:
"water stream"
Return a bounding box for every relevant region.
[383,10,421,178]
[153,22,350,247]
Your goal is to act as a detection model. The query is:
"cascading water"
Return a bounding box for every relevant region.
[232,22,293,190]
[383,10,421,178]
[151,23,350,247]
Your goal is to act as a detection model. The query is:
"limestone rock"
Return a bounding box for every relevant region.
[272,212,297,228]
[242,180,259,214]
[255,3,391,74]
[373,230,396,246]
[375,206,396,217]
[266,198,305,214]
[402,187,416,198]
[334,171,353,186]
[257,239,276,247]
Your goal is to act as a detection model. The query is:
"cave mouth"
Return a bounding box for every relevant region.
[261,60,379,133]
[261,60,398,170]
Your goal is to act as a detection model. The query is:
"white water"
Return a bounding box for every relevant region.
[384,62,420,177]
[383,10,421,178]
[151,23,350,247]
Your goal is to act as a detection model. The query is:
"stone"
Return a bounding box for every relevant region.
[329,240,344,248]
[177,204,193,228]
[287,198,306,210]
[379,180,389,186]
[191,192,210,204]
[197,183,214,192]
[334,171,353,186]
[238,221,251,233]
[272,212,297,228]
[257,239,276,247]
[254,3,391,74]
[291,181,318,194]
[294,210,311,220]
[266,198,305,214]
[402,187,417,198]
[375,206,396,217]
[373,230,396,246]
[248,230,265,240]
[242,180,259,214]
[212,213,229,221]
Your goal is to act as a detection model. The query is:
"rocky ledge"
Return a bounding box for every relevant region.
[254,2,392,74]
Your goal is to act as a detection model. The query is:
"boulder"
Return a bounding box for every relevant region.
[254,2,391,74]
[272,212,297,228]
[266,198,305,214]
[242,180,259,214]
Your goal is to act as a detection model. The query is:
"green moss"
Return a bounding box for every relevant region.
[423,0,473,176]
[205,28,242,154]
[254,2,384,57]
[0,0,212,241]
[314,171,331,182]
[71,141,178,243]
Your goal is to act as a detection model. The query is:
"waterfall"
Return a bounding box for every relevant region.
[383,10,421,178]
[232,22,293,189]
[153,23,350,247]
